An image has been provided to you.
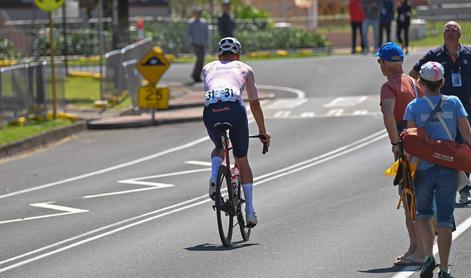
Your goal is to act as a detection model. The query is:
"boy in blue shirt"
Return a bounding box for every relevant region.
[404,61,471,278]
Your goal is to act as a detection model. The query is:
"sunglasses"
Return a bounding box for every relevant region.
[444,28,459,33]
[377,58,382,64]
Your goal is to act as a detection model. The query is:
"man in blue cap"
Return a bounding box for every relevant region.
[377,42,425,266]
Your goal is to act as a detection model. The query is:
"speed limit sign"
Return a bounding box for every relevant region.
[138,85,170,110]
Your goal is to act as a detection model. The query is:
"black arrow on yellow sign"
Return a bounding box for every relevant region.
[142,56,165,66]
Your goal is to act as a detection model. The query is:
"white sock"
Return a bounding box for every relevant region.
[210,156,223,181]
[242,183,254,213]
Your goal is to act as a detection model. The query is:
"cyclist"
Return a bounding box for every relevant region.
[202,37,271,227]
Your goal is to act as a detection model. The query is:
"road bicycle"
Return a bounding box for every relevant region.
[212,122,268,247]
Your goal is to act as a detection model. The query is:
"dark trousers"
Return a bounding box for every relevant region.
[378,21,391,46]
[350,21,364,53]
[397,22,410,48]
[456,116,471,193]
[192,44,205,80]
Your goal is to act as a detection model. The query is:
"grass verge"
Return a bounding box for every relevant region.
[0,119,71,145]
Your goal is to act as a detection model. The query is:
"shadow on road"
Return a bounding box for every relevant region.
[358,265,420,274]
[455,202,471,209]
[184,241,259,251]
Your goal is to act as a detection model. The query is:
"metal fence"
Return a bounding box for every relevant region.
[0,61,65,126]
[103,37,152,108]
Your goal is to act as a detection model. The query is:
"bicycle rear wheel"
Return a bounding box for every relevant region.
[215,165,234,247]
[237,182,251,241]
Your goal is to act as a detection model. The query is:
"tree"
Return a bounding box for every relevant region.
[112,0,130,48]
[80,0,98,21]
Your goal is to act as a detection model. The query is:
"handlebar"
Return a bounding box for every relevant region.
[249,135,269,154]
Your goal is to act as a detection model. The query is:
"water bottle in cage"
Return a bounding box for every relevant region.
[231,166,240,190]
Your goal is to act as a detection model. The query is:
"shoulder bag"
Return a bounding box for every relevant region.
[401,96,471,173]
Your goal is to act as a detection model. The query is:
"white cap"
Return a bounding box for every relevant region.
[419,61,444,81]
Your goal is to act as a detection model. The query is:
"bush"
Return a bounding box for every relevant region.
[0,38,21,59]
[34,29,113,57]
[221,27,329,52]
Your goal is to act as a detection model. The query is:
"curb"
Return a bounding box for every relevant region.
[87,114,202,129]
[0,121,87,160]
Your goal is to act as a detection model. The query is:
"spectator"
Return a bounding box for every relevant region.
[404,61,471,278]
[188,7,209,83]
[379,0,394,46]
[376,42,425,266]
[361,0,382,54]
[396,0,412,54]
[217,0,236,39]
[409,21,471,203]
[349,0,365,54]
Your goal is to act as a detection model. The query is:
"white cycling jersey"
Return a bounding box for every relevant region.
[202,60,258,107]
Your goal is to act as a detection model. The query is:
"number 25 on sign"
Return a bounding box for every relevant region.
[138,85,169,110]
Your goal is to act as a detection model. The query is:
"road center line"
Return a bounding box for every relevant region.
[0,129,389,273]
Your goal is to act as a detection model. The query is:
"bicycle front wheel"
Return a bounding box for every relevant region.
[215,165,234,247]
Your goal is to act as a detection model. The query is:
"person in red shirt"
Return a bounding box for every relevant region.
[349,0,365,54]
[377,42,426,266]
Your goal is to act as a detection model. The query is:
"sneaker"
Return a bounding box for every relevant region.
[438,270,454,278]
[209,178,216,200]
[420,256,436,278]
[246,211,258,227]
[459,190,471,203]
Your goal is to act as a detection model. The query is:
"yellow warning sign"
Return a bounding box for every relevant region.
[35,0,65,12]
[136,47,170,85]
[138,85,170,110]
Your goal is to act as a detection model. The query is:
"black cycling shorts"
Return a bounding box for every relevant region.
[203,101,249,158]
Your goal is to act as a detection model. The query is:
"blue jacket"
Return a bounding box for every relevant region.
[380,0,394,23]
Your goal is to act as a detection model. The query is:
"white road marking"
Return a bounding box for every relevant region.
[0,130,389,273]
[301,112,315,118]
[353,110,368,115]
[83,182,174,199]
[273,110,291,118]
[392,216,471,278]
[185,161,212,167]
[324,96,368,107]
[264,98,308,109]
[0,202,88,225]
[258,84,306,99]
[82,168,211,199]
[326,109,344,116]
[268,112,381,119]
[0,136,211,200]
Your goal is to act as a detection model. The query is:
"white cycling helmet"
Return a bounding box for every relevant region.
[218,37,241,55]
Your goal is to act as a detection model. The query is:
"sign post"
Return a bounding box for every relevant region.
[34,0,65,119]
[136,47,171,123]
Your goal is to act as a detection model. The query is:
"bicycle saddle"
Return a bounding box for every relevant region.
[214,122,232,133]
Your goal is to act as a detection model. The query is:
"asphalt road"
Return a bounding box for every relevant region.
[1,53,471,277]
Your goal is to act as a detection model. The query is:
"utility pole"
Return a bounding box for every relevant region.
[62,2,68,74]
[99,0,104,100]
